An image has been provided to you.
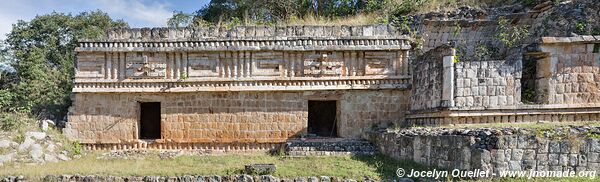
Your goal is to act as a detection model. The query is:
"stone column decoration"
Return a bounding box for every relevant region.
[441,48,455,107]
[70,26,414,145]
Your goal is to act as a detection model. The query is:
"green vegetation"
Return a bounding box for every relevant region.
[495,17,530,48]
[1,150,597,181]
[0,112,31,131]
[521,88,537,104]
[593,27,600,35]
[166,0,542,28]
[0,0,560,123]
[0,152,430,180]
[576,21,588,34]
[453,21,462,37]
[0,11,127,124]
[412,121,600,142]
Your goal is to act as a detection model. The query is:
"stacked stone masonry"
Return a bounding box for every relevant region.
[285,138,376,156]
[369,128,600,176]
[70,23,600,148]
[68,90,408,144]
[68,25,413,146]
[410,45,449,111]
[537,38,600,105]
[408,13,600,125]
[420,20,502,57]
[454,59,521,109]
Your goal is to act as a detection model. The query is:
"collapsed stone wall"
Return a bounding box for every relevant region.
[527,0,600,38]
[414,0,600,51]
[369,127,600,175]
[420,20,503,59]
[66,90,409,144]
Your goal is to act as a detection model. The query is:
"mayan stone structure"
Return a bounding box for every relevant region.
[67,13,600,150]
[405,4,600,126]
[66,25,412,149]
[409,32,600,125]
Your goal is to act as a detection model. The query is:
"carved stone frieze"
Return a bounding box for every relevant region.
[303,53,343,77]
[125,53,166,78]
[74,26,413,92]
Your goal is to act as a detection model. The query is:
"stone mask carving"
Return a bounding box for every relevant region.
[304,54,342,77]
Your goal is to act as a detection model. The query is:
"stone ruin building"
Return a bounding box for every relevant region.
[66,26,412,150]
[65,2,600,151]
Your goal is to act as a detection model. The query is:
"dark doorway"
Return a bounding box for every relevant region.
[308,100,338,137]
[521,55,539,104]
[139,102,161,139]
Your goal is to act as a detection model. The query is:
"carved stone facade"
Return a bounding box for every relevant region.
[67,25,412,147]
[68,24,600,149]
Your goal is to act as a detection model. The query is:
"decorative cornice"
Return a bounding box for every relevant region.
[73,77,410,92]
[76,38,411,52]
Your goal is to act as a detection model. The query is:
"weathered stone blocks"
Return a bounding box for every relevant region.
[68,90,408,144]
[369,127,600,176]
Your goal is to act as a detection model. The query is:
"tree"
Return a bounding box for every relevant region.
[167,11,211,28]
[2,10,127,119]
[192,0,388,26]
[167,11,194,28]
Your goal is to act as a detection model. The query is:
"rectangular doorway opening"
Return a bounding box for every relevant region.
[308,100,338,137]
[521,54,539,104]
[139,102,161,139]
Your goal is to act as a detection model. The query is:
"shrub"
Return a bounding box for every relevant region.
[495,17,530,48]
[68,141,82,155]
[0,112,32,131]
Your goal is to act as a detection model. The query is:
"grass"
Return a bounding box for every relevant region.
[2,151,596,181]
[0,152,430,180]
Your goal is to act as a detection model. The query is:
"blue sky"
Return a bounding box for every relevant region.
[0,0,211,40]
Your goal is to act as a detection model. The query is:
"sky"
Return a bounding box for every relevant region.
[0,0,211,40]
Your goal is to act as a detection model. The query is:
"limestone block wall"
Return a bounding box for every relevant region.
[369,128,600,175]
[338,90,409,137]
[538,39,600,105]
[67,90,408,144]
[454,59,522,109]
[411,46,521,111]
[410,45,449,111]
[67,92,306,143]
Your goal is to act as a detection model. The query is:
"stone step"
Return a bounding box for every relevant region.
[284,138,376,156]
